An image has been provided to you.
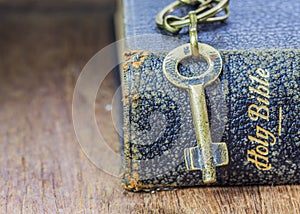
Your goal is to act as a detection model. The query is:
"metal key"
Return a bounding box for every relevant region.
[163,42,228,184]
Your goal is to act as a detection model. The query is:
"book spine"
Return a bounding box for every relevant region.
[121,49,300,191]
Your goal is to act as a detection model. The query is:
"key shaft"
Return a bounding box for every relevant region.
[189,84,216,183]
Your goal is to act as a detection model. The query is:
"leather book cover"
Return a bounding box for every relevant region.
[117,0,300,191]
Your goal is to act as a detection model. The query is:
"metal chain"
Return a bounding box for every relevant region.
[156,0,230,33]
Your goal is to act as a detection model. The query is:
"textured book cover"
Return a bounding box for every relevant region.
[117,0,300,191]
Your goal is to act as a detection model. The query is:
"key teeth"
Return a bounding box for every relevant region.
[212,142,229,166]
[184,148,192,170]
[184,143,229,181]
[184,147,202,171]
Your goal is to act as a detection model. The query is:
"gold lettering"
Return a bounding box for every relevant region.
[248,135,269,147]
[248,104,269,121]
[257,97,270,105]
[256,68,269,78]
[246,68,275,172]
[249,85,270,99]
[256,125,276,145]
[249,75,269,87]
[257,145,269,156]
[247,149,271,171]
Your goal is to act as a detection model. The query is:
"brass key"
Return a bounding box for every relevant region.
[163,42,228,184]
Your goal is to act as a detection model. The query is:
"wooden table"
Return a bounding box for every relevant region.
[0,13,299,214]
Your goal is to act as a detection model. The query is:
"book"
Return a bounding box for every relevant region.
[116,0,300,191]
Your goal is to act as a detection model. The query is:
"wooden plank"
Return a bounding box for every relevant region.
[0,14,299,214]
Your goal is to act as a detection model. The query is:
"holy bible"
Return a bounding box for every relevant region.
[116,0,300,191]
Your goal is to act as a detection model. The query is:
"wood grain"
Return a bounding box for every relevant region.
[0,14,299,214]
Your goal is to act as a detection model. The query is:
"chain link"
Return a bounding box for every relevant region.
[179,0,211,5]
[156,0,230,33]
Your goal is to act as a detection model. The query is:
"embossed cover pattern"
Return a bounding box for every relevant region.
[121,50,300,191]
[120,0,300,191]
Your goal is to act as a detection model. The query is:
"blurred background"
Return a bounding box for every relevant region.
[0,1,124,212]
[0,0,115,13]
[0,0,120,156]
[0,0,117,66]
